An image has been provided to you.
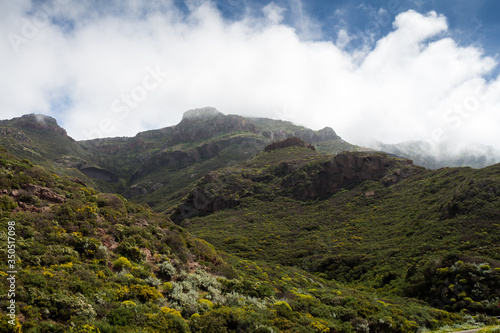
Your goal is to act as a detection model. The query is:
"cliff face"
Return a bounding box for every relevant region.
[170,147,422,222]
[283,151,418,201]
[264,137,315,152]
[170,108,257,144]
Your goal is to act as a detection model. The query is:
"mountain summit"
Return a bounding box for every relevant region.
[181,107,223,120]
[1,113,72,140]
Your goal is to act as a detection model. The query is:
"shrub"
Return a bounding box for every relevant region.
[107,306,137,326]
[146,308,189,333]
[121,300,137,307]
[144,276,162,287]
[115,284,163,303]
[274,301,294,319]
[113,257,132,271]
[160,307,182,317]
[162,282,173,292]
[190,312,229,333]
[69,324,101,333]
[0,194,18,211]
[0,313,22,333]
[197,299,214,313]
[159,261,177,280]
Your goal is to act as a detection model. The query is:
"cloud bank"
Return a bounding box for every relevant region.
[1,0,499,152]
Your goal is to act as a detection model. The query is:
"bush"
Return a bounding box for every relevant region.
[197,299,214,313]
[113,257,132,271]
[146,308,189,333]
[69,324,101,333]
[107,306,137,326]
[159,261,177,280]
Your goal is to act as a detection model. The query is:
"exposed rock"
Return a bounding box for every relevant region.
[170,186,239,222]
[14,184,66,203]
[182,107,222,120]
[284,152,419,201]
[172,110,256,144]
[264,137,316,152]
[69,177,87,187]
[98,228,119,251]
[141,247,154,264]
[80,167,118,182]
[316,127,339,141]
[131,136,266,181]
[0,128,32,143]
[4,114,74,140]
[170,172,239,222]
[128,184,148,197]
[170,152,423,222]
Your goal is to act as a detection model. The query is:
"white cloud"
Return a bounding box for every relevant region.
[0,1,499,154]
[336,29,352,49]
[262,2,285,25]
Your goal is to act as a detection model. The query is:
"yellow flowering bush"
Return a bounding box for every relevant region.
[161,307,182,317]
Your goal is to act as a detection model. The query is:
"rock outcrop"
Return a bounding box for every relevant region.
[283,152,419,201]
[131,136,267,181]
[11,184,66,204]
[264,137,315,152]
[171,108,256,144]
[169,171,239,222]
[170,151,422,222]
[4,114,74,140]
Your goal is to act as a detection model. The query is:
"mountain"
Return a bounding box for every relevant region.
[370,140,500,169]
[1,142,489,332]
[0,114,96,179]
[1,110,500,331]
[1,108,362,212]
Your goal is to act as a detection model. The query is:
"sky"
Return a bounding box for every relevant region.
[1,0,500,153]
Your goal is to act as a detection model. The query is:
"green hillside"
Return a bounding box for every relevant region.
[1,112,500,332]
[1,144,497,331]
[176,145,500,316]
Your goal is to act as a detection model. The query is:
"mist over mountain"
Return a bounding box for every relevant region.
[369,140,500,169]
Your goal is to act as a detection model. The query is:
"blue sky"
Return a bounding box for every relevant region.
[1,0,499,154]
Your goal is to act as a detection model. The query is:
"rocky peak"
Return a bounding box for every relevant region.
[172,108,255,143]
[181,107,223,121]
[7,114,73,140]
[316,127,339,141]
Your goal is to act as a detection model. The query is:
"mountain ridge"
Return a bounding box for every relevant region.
[1,111,500,331]
[0,108,358,212]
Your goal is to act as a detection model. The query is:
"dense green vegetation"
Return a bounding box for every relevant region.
[1,112,499,331]
[1,146,498,331]
[179,147,500,317]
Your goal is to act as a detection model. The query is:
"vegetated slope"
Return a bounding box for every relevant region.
[1,147,495,332]
[176,142,500,316]
[0,114,100,183]
[1,109,361,213]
